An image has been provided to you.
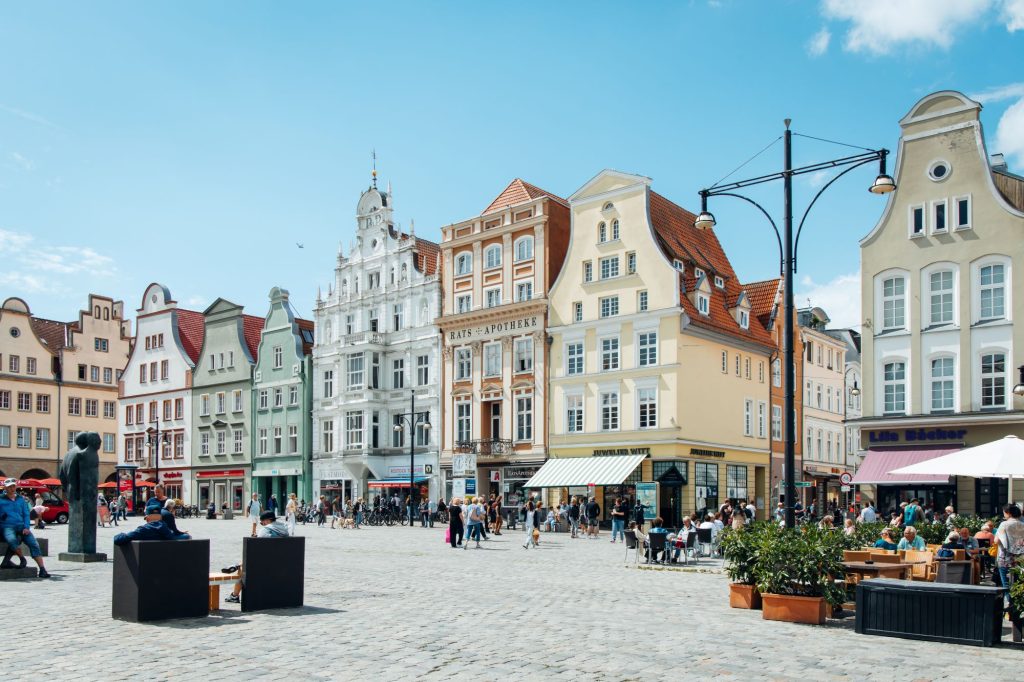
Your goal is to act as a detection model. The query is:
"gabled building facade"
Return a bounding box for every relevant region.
[251,287,314,504]
[855,90,1024,517]
[191,299,263,512]
[437,179,570,507]
[312,180,442,503]
[546,170,774,525]
[119,284,203,501]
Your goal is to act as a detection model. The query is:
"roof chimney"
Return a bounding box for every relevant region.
[990,153,1008,172]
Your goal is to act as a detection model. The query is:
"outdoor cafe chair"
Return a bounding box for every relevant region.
[680,530,699,566]
[696,527,713,557]
[647,532,668,564]
[843,550,872,562]
[623,529,640,566]
[869,553,902,564]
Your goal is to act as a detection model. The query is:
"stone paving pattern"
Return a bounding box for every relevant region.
[8,518,1023,680]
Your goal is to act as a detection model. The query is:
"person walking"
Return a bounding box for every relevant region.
[568,497,581,538]
[522,500,539,549]
[420,499,430,528]
[267,494,278,517]
[465,497,484,549]
[428,497,437,528]
[585,497,601,539]
[610,497,626,543]
[117,493,128,521]
[285,493,298,535]
[108,496,119,527]
[354,497,364,528]
[246,493,262,537]
[491,496,503,535]
[448,497,464,549]
[317,496,328,527]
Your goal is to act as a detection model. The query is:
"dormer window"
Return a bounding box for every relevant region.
[697,293,709,315]
[673,259,685,273]
[714,276,724,288]
[602,202,614,211]
[694,267,705,280]
[739,310,749,329]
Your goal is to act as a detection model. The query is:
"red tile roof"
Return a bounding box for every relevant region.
[413,237,440,275]
[482,178,568,215]
[29,317,69,353]
[242,314,263,362]
[744,278,782,331]
[648,191,775,350]
[175,309,206,364]
[296,318,314,356]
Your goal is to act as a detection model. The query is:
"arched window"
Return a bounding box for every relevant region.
[94,306,101,318]
[103,308,110,320]
[514,236,534,262]
[455,252,473,276]
[602,202,614,211]
[484,244,502,269]
[771,359,781,387]
[611,219,620,240]
[598,222,607,243]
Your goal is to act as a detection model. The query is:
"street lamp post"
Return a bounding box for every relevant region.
[146,412,162,496]
[393,390,431,524]
[696,120,894,528]
[842,366,861,511]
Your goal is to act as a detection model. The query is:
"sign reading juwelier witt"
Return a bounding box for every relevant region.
[446,316,539,342]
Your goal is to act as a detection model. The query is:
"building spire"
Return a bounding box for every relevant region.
[410,218,415,237]
[371,149,377,189]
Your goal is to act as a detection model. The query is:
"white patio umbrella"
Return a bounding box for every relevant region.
[888,435,1024,504]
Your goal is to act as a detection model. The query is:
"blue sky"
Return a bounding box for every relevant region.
[2,1,1023,329]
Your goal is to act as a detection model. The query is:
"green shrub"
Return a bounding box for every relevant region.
[720,523,767,585]
[752,524,846,607]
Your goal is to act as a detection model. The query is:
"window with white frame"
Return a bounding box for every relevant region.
[745,357,751,379]
[583,261,593,283]
[514,338,533,373]
[954,195,971,229]
[714,275,724,288]
[599,296,619,318]
[739,310,749,329]
[909,205,925,236]
[199,394,210,416]
[601,337,620,371]
[638,290,648,312]
[200,432,210,455]
[673,259,685,273]
[233,429,243,453]
[566,342,584,375]
[981,352,1006,409]
[417,354,429,385]
[456,294,472,313]
[566,394,583,433]
[484,343,501,377]
[930,357,955,412]
[233,390,243,412]
[392,303,404,331]
[930,270,954,325]
[484,244,501,269]
[456,348,472,380]
[288,425,298,453]
[626,252,636,274]
[722,351,728,373]
[638,387,657,429]
[932,199,947,233]
[258,389,268,410]
[883,361,906,415]
[216,430,226,455]
[757,401,767,438]
[258,428,267,455]
[273,426,282,454]
[273,345,283,368]
[321,420,334,452]
[455,252,472,275]
[600,256,619,280]
[979,264,1005,320]
[289,385,298,405]
[515,281,533,302]
[771,405,782,440]
[638,332,657,366]
[697,293,709,315]
[216,392,226,414]
[347,354,364,388]
[323,370,334,398]
[573,302,583,322]
[456,402,471,443]
[601,391,619,430]
[598,222,607,243]
[392,359,405,389]
[514,236,533,261]
[882,276,906,329]
[516,395,533,441]
[743,399,753,436]
[345,411,363,448]
[611,219,620,240]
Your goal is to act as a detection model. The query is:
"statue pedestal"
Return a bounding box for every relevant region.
[59,552,107,563]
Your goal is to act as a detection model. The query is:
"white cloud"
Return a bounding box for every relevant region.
[821,0,993,54]
[9,152,34,172]
[805,170,830,188]
[994,97,1024,167]
[0,227,117,297]
[796,272,861,329]
[971,82,1024,104]
[186,295,208,308]
[807,28,831,57]
[1003,0,1024,30]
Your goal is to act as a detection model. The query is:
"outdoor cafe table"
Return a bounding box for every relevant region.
[842,561,913,581]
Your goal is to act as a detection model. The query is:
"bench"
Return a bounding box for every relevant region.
[856,578,1004,647]
[240,536,305,612]
[208,572,241,610]
[0,537,49,557]
[112,539,210,622]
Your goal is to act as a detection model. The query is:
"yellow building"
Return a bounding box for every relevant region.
[538,170,775,525]
[0,295,131,481]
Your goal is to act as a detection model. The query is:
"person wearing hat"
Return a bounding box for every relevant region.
[112,498,191,545]
[0,478,50,577]
[223,511,289,604]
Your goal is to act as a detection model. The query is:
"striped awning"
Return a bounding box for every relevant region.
[522,455,646,489]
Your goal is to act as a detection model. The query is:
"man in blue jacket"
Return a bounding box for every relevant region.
[113,499,192,545]
[0,478,50,577]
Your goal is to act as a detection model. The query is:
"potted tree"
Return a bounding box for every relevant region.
[754,525,845,625]
[720,524,762,609]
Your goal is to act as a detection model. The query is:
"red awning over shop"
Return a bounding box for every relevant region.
[851,446,960,485]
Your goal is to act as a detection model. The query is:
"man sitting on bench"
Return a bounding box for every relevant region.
[0,478,50,578]
[113,499,192,545]
[224,511,289,604]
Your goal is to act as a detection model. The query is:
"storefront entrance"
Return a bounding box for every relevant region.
[876,485,956,519]
[197,470,246,511]
[975,477,1008,518]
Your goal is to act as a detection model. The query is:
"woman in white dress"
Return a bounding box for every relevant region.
[285,493,298,535]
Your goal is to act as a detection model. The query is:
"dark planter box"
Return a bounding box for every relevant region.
[241,536,304,613]
[112,540,209,622]
[856,578,1003,647]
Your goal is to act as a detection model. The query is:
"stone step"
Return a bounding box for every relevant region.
[0,566,38,580]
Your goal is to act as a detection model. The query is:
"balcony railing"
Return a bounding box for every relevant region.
[344,331,387,345]
[455,438,514,456]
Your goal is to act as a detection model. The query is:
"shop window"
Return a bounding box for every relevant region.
[694,462,718,512]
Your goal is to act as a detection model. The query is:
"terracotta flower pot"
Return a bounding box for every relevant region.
[729,583,762,609]
[761,593,826,625]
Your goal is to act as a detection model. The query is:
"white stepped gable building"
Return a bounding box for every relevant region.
[312,179,442,503]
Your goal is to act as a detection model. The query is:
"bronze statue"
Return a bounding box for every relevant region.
[58,432,105,561]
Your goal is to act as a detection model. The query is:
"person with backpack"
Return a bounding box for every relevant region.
[995,504,1024,597]
[903,498,924,527]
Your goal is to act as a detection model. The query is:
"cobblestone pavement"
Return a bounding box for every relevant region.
[7,518,1023,680]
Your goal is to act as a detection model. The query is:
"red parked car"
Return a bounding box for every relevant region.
[38,491,69,524]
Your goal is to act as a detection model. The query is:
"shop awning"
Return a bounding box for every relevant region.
[367,476,428,489]
[522,455,646,489]
[850,446,960,485]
